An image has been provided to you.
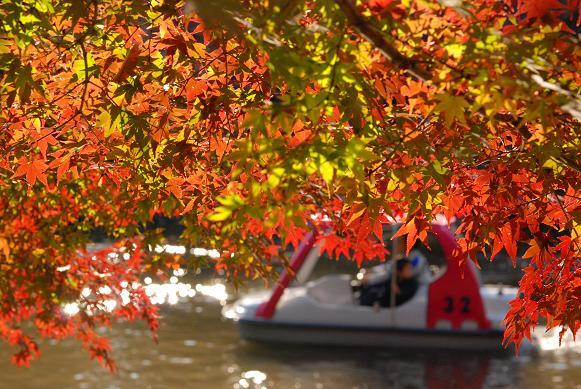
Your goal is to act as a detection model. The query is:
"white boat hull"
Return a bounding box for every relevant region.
[223,276,519,351]
[236,318,506,351]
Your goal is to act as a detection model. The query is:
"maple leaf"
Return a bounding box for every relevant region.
[166,177,184,199]
[369,0,394,7]
[186,79,208,101]
[517,0,567,20]
[34,129,58,159]
[522,239,541,259]
[347,203,367,226]
[392,218,420,255]
[56,157,71,183]
[152,112,170,143]
[0,237,10,258]
[491,234,504,261]
[113,45,141,83]
[13,159,48,187]
[435,94,469,127]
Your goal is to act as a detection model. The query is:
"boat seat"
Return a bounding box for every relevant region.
[306,274,354,305]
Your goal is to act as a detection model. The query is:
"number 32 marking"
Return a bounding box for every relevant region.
[444,296,471,313]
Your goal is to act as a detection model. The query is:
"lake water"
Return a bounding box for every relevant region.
[1,274,580,389]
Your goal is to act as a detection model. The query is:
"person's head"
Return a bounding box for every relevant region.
[396,258,413,279]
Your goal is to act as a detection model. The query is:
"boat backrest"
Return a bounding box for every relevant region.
[306,274,354,305]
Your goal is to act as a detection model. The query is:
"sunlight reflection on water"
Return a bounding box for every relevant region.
[152,244,220,259]
[145,281,197,305]
[66,277,228,313]
[60,244,230,317]
[237,370,268,389]
[62,253,228,315]
[195,283,229,305]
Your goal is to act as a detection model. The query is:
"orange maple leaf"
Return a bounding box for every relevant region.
[13,159,48,186]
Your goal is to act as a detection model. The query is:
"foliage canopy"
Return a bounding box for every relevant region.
[0,0,579,368]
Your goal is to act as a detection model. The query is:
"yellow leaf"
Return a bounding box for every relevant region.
[96,110,112,135]
[0,237,10,258]
[97,110,121,137]
[207,207,232,221]
[159,20,168,39]
[445,43,465,59]
[319,161,334,185]
[435,94,470,127]
[32,117,41,130]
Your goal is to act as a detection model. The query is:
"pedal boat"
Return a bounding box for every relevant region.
[223,225,529,350]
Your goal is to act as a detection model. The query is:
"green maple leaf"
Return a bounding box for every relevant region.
[435,94,470,127]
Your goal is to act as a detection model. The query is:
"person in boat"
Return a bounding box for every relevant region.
[359,257,419,309]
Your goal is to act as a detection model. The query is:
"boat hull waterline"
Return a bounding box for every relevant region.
[236,318,506,351]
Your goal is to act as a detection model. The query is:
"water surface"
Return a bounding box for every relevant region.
[1,275,579,389]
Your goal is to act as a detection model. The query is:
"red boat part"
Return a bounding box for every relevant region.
[427,224,490,330]
[255,232,317,319]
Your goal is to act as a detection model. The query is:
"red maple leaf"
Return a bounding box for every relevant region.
[517,0,567,20]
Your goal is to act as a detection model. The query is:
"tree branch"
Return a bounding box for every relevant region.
[333,0,431,81]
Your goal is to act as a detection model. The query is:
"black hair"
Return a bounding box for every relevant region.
[396,257,412,272]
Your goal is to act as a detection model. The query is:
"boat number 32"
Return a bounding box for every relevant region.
[443,296,471,314]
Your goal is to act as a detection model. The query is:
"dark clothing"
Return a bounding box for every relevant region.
[380,277,419,307]
[359,283,385,307]
[360,277,419,307]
